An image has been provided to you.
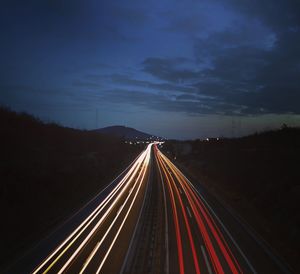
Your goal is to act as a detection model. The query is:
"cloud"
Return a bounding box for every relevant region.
[0,0,148,50]
[72,80,103,89]
[1,0,300,126]
[140,0,300,116]
[141,30,300,115]
[109,74,195,93]
[97,87,222,116]
[220,0,300,32]
[193,25,300,114]
[142,57,201,83]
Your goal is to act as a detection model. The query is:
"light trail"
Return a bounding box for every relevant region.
[161,152,241,272]
[79,144,152,273]
[156,150,201,274]
[160,150,242,274]
[170,161,256,273]
[29,143,251,274]
[32,147,149,274]
[183,176,241,274]
[79,241,101,274]
[95,145,152,273]
[44,157,144,273]
[154,145,169,274]
[56,145,152,274]
[155,151,185,274]
[158,150,224,274]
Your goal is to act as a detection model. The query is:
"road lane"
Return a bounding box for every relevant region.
[31,149,147,273]
[157,148,245,274]
[122,146,166,274]
[156,149,200,274]
[31,144,152,274]
[6,142,292,274]
[156,145,292,274]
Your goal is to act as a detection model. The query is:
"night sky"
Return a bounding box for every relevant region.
[1,0,300,139]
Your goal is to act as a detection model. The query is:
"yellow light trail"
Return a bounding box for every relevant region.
[32,147,149,274]
[56,144,152,274]
[95,145,152,274]
[79,144,152,273]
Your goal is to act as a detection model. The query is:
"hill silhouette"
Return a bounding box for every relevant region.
[93,125,160,140]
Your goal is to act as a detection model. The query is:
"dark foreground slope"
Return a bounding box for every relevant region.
[163,127,300,272]
[0,107,141,268]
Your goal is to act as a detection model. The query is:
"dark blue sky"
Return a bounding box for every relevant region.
[1,0,300,139]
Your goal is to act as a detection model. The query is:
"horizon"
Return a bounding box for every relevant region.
[1,1,300,139]
[2,106,297,141]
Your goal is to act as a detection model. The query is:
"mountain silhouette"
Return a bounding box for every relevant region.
[93,125,160,140]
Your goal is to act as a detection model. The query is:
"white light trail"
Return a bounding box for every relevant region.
[32,148,149,274]
[79,145,152,273]
[57,144,152,274]
[95,145,151,273]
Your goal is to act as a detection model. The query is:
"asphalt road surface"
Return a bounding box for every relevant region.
[5,143,292,274]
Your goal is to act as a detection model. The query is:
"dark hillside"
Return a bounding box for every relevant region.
[93,125,160,140]
[0,107,142,268]
[163,127,300,271]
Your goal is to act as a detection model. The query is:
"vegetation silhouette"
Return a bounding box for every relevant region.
[163,126,300,272]
[0,107,141,268]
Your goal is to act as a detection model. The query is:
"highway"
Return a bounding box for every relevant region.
[27,144,152,274]
[6,143,291,274]
[154,146,247,274]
